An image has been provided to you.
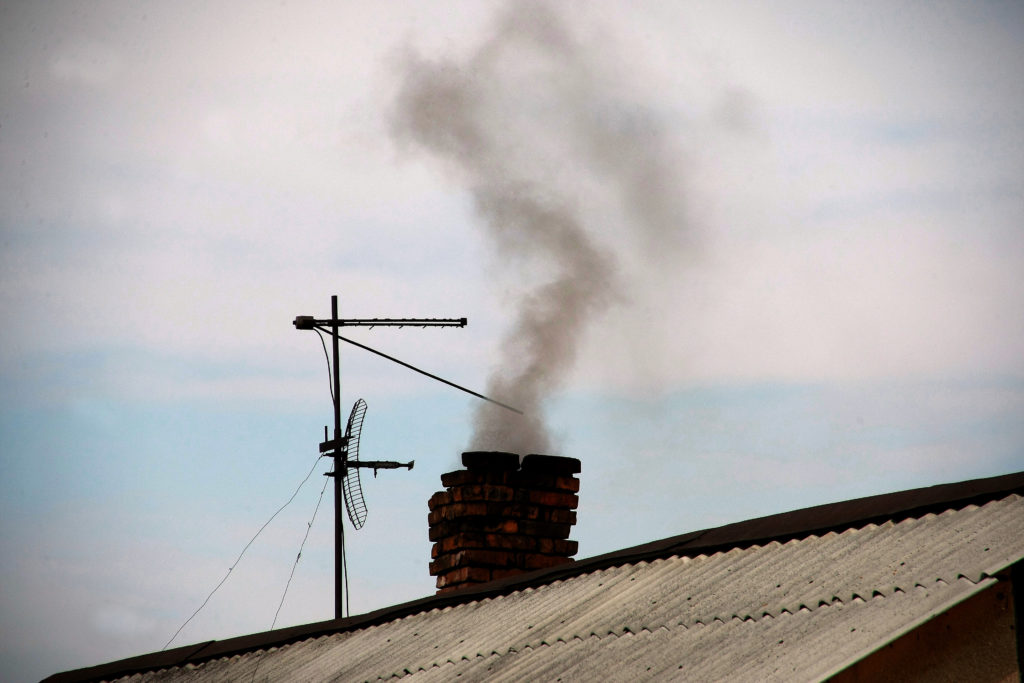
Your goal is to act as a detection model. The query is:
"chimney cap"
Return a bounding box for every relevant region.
[462,451,519,471]
[521,454,581,475]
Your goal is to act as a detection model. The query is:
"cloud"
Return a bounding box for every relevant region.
[4,0,1022,409]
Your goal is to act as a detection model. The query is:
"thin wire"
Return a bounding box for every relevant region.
[162,453,323,651]
[314,326,523,415]
[250,469,331,683]
[314,328,335,404]
[271,472,330,629]
[342,521,349,618]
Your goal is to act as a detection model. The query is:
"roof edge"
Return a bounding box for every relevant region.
[817,574,1002,680]
[586,469,1024,569]
[45,469,1024,683]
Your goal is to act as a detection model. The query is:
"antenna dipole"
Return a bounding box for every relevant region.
[293,295,467,620]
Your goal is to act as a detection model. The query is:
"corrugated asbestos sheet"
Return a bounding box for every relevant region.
[109,493,1024,682]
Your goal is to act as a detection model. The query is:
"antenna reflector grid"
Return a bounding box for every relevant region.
[343,399,369,529]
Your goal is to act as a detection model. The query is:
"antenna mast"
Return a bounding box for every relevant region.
[293,295,467,619]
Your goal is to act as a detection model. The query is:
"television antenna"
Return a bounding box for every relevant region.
[293,295,521,619]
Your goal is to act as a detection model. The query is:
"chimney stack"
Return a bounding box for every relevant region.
[428,452,581,593]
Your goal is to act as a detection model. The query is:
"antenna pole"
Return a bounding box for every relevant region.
[331,295,345,620]
[293,294,504,623]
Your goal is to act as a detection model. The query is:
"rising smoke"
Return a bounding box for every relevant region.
[391,1,690,454]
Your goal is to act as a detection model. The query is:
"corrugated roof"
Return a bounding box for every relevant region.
[47,471,1024,682]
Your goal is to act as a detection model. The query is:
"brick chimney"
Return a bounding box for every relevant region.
[428,451,581,593]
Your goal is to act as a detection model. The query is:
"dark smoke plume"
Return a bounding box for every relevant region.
[391,1,688,454]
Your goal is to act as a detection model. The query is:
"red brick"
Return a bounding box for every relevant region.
[517,519,571,539]
[432,532,475,552]
[441,469,516,488]
[480,503,576,525]
[439,566,492,585]
[553,476,580,493]
[547,509,577,525]
[429,553,459,575]
[516,489,578,509]
[436,575,490,592]
[485,502,541,521]
[522,554,574,570]
[451,484,514,503]
[488,533,537,551]
[457,502,491,517]
[427,490,453,510]
[439,470,476,488]
[450,532,536,552]
[444,550,491,573]
[427,523,448,542]
[456,548,517,567]
[513,471,580,493]
[480,502,524,520]
[494,519,519,535]
[428,502,490,525]
[537,538,578,556]
[433,531,546,554]
[440,533,486,551]
[429,518,519,541]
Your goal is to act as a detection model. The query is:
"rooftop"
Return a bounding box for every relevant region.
[46,470,1024,682]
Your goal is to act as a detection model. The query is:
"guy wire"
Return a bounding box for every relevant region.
[251,467,332,683]
[162,451,323,650]
[271,468,331,629]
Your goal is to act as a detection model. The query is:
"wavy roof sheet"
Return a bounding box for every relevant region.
[48,472,1024,682]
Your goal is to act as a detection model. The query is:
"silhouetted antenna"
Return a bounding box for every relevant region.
[341,399,368,529]
[294,294,519,619]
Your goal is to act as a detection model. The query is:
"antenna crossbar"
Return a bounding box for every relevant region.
[295,316,465,329]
